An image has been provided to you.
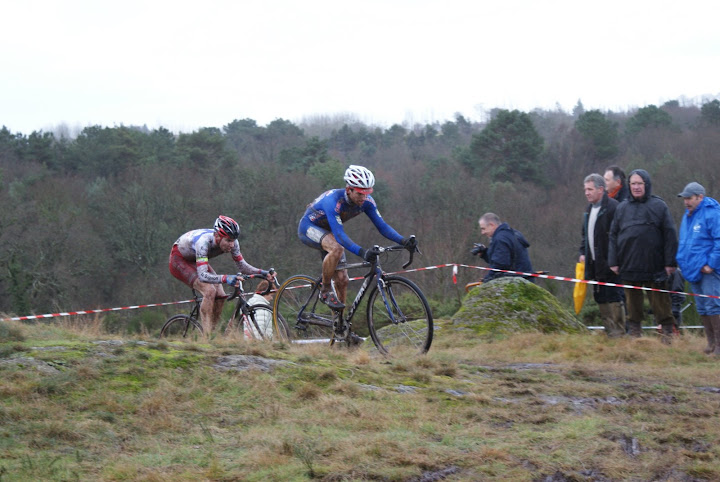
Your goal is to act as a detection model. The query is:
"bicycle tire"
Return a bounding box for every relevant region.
[273,275,335,342]
[367,275,433,355]
[160,314,203,339]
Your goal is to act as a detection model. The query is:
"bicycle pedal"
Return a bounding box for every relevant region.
[294,323,308,331]
[333,323,349,340]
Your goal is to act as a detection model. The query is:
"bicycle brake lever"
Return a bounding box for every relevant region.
[229,272,244,299]
[402,248,415,269]
[268,268,280,286]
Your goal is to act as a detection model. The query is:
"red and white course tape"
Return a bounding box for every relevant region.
[3,299,194,322]
[2,263,715,322]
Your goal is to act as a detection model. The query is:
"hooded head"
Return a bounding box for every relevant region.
[627,169,652,202]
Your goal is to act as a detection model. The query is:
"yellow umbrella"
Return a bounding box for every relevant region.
[573,261,587,314]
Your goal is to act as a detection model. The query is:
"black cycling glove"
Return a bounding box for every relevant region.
[401,236,418,250]
[359,247,381,262]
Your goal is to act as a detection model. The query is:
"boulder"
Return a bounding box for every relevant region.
[451,277,587,337]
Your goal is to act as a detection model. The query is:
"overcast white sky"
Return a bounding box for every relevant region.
[2,0,719,134]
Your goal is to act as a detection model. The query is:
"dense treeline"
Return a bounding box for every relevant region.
[2,99,720,330]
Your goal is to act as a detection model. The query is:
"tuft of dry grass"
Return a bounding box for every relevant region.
[58,313,106,337]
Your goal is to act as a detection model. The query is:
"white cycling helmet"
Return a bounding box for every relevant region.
[344,165,375,193]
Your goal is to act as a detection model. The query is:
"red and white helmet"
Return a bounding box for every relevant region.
[344,165,375,193]
[214,215,240,239]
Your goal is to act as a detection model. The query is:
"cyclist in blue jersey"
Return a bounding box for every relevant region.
[298,165,417,309]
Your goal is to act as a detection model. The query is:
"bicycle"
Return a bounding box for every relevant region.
[272,237,433,355]
[160,272,289,340]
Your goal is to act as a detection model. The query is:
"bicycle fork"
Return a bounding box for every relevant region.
[377,276,406,324]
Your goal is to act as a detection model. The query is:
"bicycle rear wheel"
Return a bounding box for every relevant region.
[367,276,433,355]
[160,314,203,339]
[273,275,335,343]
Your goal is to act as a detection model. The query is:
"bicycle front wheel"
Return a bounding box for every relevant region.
[273,275,335,343]
[160,314,203,339]
[367,276,433,355]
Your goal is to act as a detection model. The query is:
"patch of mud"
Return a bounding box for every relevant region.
[213,354,292,372]
[408,465,461,482]
[540,395,624,409]
[444,389,468,397]
[495,395,624,412]
[358,383,382,391]
[0,356,60,374]
[395,384,418,394]
[30,346,68,351]
[505,363,559,371]
[535,469,612,481]
[698,386,720,394]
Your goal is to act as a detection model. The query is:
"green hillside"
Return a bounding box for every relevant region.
[1,318,719,481]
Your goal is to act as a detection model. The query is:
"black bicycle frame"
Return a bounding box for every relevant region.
[297,245,415,328]
[341,263,382,323]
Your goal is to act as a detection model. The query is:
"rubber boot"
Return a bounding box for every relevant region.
[711,315,720,356]
[597,303,613,336]
[701,315,715,354]
[660,324,674,345]
[627,321,642,338]
[598,303,625,338]
[607,302,626,338]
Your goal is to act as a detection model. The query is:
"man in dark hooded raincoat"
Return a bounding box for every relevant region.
[608,169,679,341]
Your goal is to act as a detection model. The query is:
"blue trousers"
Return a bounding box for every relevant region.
[690,271,720,315]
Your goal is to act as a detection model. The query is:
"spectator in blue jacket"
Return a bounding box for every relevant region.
[471,213,534,283]
[676,182,720,355]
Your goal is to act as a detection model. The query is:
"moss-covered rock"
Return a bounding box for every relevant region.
[451,277,587,338]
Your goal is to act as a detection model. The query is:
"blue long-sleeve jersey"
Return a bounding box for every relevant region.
[300,189,404,256]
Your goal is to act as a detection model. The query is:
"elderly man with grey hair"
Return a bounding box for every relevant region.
[609,169,678,342]
[579,173,625,336]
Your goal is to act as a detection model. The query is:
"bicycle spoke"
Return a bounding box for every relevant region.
[367,276,433,355]
[160,314,202,339]
[273,275,336,342]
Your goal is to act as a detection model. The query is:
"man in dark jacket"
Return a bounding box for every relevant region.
[608,169,678,342]
[604,165,630,203]
[471,213,533,283]
[579,173,625,337]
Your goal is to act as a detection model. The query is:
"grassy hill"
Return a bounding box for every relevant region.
[1,318,719,481]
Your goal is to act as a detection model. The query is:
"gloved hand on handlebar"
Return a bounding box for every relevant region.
[260,269,276,282]
[470,243,487,256]
[223,274,239,287]
[359,247,382,262]
[401,236,418,251]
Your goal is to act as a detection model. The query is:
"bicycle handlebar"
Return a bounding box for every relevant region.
[373,236,420,270]
[227,268,277,300]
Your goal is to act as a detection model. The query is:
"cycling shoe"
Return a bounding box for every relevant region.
[319,291,345,310]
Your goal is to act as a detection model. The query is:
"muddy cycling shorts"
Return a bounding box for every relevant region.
[298,217,347,265]
[168,244,217,288]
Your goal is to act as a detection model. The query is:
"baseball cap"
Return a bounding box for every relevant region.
[677,182,705,198]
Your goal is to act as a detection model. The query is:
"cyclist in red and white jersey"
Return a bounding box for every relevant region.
[169,215,275,334]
